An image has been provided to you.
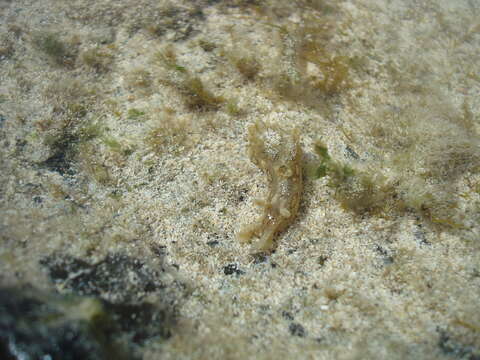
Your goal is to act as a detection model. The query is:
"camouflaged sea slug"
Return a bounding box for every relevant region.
[237,120,303,251]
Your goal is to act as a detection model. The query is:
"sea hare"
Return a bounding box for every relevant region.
[238,120,303,251]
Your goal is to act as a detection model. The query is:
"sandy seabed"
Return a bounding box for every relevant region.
[1,0,479,359]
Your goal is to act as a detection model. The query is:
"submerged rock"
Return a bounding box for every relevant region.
[1,254,180,360]
[0,286,129,360]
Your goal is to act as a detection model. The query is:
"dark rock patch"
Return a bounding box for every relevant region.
[38,252,186,352]
[0,286,131,360]
[438,330,480,360]
[223,263,244,276]
[40,253,164,303]
[41,134,77,176]
[289,322,306,337]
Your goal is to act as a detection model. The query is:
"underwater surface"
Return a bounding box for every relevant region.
[0,0,479,359]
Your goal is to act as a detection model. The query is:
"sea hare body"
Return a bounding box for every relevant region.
[238,121,303,251]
